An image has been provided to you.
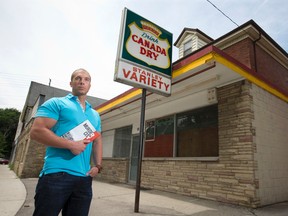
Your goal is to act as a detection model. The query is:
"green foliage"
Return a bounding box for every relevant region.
[0,108,21,158]
[0,132,7,157]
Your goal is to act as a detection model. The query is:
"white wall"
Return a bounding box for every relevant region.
[101,89,216,159]
[102,89,215,131]
[252,84,288,205]
[102,130,114,157]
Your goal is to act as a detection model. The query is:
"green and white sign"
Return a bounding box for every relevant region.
[114,8,173,96]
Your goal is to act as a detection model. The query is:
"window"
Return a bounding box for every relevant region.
[145,120,155,141]
[184,40,192,56]
[144,116,174,157]
[113,126,132,157]
[176,105,218,157]
[143,105,219,158]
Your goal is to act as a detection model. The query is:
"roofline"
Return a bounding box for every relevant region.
[96,45,288,114]
[174,28,214,47]
[213,19,288,58]
[212,46,288,98]
[174,20,288,67]
[95,87,141,111]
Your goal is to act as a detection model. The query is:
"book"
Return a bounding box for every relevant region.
[61,120,100,142]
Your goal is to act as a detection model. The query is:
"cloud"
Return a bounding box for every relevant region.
[0,0,287,110]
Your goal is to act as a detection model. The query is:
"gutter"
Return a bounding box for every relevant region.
[253,33,262,72]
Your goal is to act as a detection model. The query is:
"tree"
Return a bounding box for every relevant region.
[0,108,21,158]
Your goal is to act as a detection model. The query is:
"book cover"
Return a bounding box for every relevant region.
[61,120,100,142]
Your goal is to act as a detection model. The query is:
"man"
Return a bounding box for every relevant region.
[30,68,103,216]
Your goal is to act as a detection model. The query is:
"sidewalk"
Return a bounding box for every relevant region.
[0,165,26,216]
[1,165,288,216]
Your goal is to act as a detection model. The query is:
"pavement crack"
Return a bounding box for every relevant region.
[95,192,135,199]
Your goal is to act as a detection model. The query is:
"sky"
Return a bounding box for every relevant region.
[1,0,288,111]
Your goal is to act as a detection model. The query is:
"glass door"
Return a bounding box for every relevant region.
[129,135,140,183]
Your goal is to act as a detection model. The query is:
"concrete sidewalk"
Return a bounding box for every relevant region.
[0,165,26,216]
[1,165,288,216]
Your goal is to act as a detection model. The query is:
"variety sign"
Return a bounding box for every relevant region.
[114,8,173,96]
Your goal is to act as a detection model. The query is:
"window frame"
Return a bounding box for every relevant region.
[143,104,219,160]
[183,39,192,56]
[113,125,133,158]
[144,115,175,157]
[176,105,219,158]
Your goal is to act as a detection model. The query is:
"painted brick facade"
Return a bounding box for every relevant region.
[252,84,288,205]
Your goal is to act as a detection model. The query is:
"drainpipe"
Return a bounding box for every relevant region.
[253,33,262,72]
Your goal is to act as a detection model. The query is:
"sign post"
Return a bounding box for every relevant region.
[134,88,146,212]
[114,8,173,212]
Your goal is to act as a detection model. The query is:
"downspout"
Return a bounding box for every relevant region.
[253,33,262,72]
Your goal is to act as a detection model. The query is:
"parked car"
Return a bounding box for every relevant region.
[0,158,9,165]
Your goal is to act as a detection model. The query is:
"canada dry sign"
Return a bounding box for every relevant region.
[114,8,173,96]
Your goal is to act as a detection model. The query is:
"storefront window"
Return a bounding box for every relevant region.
[176,105,218,157]
[144,116,174,157]
[143,105,218,158]
[113,126,132,158]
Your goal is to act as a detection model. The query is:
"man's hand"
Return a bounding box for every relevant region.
[86,166,100,177]
[69,140,90,155]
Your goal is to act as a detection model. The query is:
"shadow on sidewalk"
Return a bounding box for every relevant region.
[16,178,288,216]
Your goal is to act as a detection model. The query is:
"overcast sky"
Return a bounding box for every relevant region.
[1,0,287,111]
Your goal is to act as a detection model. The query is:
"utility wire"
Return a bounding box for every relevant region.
[206,0,239,27]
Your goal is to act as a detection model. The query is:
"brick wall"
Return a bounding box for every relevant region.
[255,46,288,94]
[21,139,45,178]
[223,37,288,96]
[140,81,259,207]
[223,38,255,70]
[252,84,288,205]
[12,121,45,178]
[98,158,129,183]
[13,122,32,177]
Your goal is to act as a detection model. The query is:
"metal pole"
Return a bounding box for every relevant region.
[134,88,146,213]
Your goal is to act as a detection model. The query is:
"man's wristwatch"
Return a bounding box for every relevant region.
[95,164,103,173]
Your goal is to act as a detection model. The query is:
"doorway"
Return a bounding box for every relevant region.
[129,135,140,183]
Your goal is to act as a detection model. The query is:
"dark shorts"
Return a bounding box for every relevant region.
[33,172,93,216]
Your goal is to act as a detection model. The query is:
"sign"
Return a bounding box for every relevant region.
[114,8,173,96]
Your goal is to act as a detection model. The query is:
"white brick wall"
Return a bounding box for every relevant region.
[252,84,288,205]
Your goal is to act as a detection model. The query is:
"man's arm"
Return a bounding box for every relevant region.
[30,117,90,155]
[93,134,103,166]
[87,134,103,177]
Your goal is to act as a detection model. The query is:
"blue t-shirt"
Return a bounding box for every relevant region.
[35,94,101,177]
